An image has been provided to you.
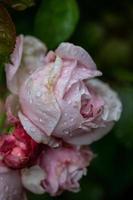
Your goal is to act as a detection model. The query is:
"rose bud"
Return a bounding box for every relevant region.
[0,161,27,200]
[21,145,93,196]
[5,35,122,145]
[0,122,40,169]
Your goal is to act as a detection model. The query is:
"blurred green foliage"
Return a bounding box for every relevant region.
[0,0,133,199]
[0,4,16,64]
[34,0,79,48]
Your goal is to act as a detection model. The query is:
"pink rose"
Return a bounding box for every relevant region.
[0,161,27,200]
[0,122,39,169]
[21,145,93,196]
[5,35,122,145]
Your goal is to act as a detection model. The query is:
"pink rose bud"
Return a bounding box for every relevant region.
[22,146,93,196]
[5,35,122,145]
[0,161,27,200]
[0,122,40,169]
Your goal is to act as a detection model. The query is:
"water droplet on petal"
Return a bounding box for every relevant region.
[70,118,74,122]
[64,122,67,126]
[30,127,35,133]
[36,91,42,97]
[63,129,69,135]
[30,99,33,104]
[39,118,42,122]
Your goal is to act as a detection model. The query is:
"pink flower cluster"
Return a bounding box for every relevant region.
[0,35,122,199]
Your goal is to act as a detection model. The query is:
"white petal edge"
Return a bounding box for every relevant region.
[55,43,97,69]
[21,165,46,194]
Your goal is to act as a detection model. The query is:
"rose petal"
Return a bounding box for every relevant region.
[0,163,26,200]
[18,111,49,144]
[5,35,47,95]
[19,58,61,136]
[21,165,45,194]
[54,81,90,137]
[6,94,20,123]
[5,35,23,94]
[55,42,97,69]
[87,79,122,121]
[65,122,114,145]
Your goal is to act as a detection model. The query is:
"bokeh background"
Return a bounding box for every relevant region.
[0,0,133,199]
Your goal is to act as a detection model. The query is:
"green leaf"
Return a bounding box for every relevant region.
[114,86,133,149]
[4,0,35,11]
[34,0,79,49]
[0,4,16,64]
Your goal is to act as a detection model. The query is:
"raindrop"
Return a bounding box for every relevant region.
[63,129,69,135]
[53,143,60,148]
[30,128,35,133]
[70,118,74,122]
[29,99,33,104]
[36,91,42,97]
[64,122,67,126]
[39,118,42,122]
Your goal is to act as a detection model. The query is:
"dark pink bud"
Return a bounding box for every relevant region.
[0,123,40,169]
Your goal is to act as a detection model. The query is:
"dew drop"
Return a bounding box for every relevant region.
[36,91,42,97]
[39,118,42,122]
[70,118,74,122]
[63,129,69,135]
[30,127,35,133]
[64,122,67,126]
[64,113,68,117]
[53,143,60,148]
[29,99,33,104]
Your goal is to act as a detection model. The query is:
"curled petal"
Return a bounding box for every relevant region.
[6,94,20,123]
[21,165,45,194]
[56,42,97,69]
[18,112,61,147]
[22,35,47,68]
[54,81,89,137]
[0,162,26,200]
[18,111,49,144]
[22,146,93,196]
[5,35,23,94]
[64,122,114,145]
[64,79,122,145]
[19,59,61,136]
[87,79,122,121]
[5,35,47,95]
